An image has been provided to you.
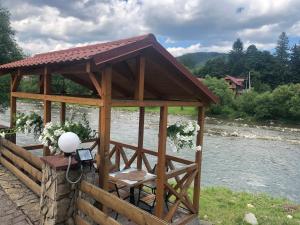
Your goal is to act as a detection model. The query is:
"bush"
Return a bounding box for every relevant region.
[204,77,300,122]
[203,76,235,116]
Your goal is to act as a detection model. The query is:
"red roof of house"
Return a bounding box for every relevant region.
[225,76,245,87]
[0,34,218,103]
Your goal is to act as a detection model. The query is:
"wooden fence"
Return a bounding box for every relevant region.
[76,180,168,225]
[0,138,42,195]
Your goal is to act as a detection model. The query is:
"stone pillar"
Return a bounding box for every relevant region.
[40,155,80,225]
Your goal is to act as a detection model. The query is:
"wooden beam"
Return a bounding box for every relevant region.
[193,106,205,212]
[60,102,66,124]
[99,66,112,192]
[0,157,41,195]
[11,92,103,106]
[137,107,145,169]
[43,66,51,156]
[88,73,102,97]
[1,139,43,170]
[1,147,42,181]
[111,100,202,107]
[155,106,168,218]
[76,198,121,225]
[10,74,17,143]
[134,56,145,100]
[80,181,168,225]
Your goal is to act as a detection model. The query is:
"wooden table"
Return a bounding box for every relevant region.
[109,168,156,204]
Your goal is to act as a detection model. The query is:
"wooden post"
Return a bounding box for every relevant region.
[155,106,168,218]
[134,56,145,100]
[10,74,17,143]
[137,107,145,169]
[193,106,205,212]
[43,67,51,156]
[60,103,66,124]
[99,66,112,192]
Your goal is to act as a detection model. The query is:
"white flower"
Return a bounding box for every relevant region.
[0,132,5,138]
[196,145,202,151]
[287,215,293,219]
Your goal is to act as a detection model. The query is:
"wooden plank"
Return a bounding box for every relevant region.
[111,100,202,107]
[124,151,137,169]
[11,92,103,106]
[76,198,120,225]
[193,106,205,212]
[165,164,197,179]
[172,214,197,225]
[99,66,112,192]
[1,147,42,181]
[80,181,168,225]
[23,144,44,150]
[10,74,17,143]
[142,153,152,172]
[60,102,66,124]
[109,140,194,165]
[74,215,92,225]
[155,106,168,218]
[137,107,144,169]
[0,157,41,195]
[134,56,145,100]
[89,73,102,97]
[2,139,42,170]
[43,66,51,156]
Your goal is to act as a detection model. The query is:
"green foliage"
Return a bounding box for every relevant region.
[15,112,43,139]
[205,77,300,121]
[0,6,23,110]
[202,76,235,116]
[177,52,226,69]
[196,187,300,225]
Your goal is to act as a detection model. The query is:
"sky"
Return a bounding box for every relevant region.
[2,0,300,57]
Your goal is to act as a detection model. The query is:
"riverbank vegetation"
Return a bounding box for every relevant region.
[198,187,300,225]
[203,77,300,122]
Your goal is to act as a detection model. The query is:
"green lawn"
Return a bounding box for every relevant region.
[193,187,300,225]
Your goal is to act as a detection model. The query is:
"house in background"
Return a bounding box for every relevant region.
[224,75,245,95]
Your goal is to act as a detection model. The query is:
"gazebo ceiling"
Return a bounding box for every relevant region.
[0,34,218,104]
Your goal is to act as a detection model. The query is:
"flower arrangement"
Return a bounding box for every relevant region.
[39,113,96,154]
[16,112,43,139]
[167,120,201,152]
[0,112,43,139]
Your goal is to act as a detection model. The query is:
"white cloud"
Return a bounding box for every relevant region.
[2,0,300,55]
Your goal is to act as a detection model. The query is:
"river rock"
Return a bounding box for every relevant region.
[244,213,258,225]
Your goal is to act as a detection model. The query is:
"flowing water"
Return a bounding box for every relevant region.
[1,102,300,203]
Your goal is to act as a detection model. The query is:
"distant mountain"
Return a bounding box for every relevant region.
[177,52,226,69]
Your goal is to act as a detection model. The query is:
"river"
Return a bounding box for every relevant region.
[1,102,300,203]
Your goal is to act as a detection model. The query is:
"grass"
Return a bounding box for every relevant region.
[192,187,300,225]
[114,106,198,116]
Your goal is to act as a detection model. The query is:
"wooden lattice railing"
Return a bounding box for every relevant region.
[108,140,198,223]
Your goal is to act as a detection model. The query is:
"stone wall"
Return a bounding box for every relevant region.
[40,163,79,225]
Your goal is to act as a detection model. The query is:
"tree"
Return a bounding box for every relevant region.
[196,56,228,78]
[228,38,245,75]
[275,32,289,64]
[0,6,23,110]
[289,44,300,83]
[274,32,289,85]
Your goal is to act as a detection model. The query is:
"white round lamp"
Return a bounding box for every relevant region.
[58,132,81,156]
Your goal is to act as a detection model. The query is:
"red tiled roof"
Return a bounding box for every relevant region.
[0,34,152,69]
[0,33,218,103]
[225,75,245,86]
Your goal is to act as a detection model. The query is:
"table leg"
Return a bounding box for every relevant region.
[130,187,135,204]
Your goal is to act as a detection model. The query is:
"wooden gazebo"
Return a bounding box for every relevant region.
[0,34,217,224]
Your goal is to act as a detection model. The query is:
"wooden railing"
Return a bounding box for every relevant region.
[76,180,168,225]
[108,140,198,224]
[0,138,43,195]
